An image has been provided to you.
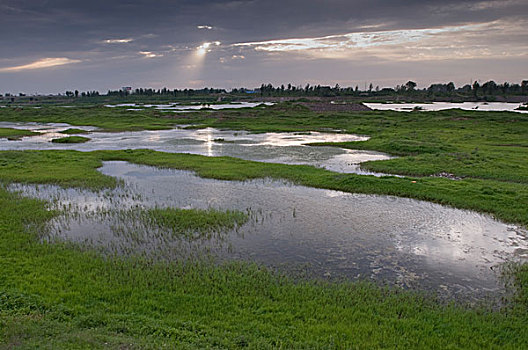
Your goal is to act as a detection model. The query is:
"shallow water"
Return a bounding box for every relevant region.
[105,101,274,110]
[365,102,528,113]
[10,161,528,301]
[0,122,391,175]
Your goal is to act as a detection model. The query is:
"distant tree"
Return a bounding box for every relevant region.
[472,81,480,98]
[521,80,528,94]
[501,82,509,94]
[368,83,373,92]
[509,83,521,94]
[74,90,79,98]
[405,81,417,91]
[446,82,455,93]
[481,81,497,95]
[459,84,472,93]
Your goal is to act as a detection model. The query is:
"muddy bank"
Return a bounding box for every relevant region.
[299,102,372,112]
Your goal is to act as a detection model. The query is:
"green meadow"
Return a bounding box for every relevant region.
[0,127,39,141]
[0,104,527,348]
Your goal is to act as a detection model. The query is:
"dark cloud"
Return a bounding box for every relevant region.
[0,0,527,92]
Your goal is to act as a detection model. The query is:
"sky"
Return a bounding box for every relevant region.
[0,0,527,94]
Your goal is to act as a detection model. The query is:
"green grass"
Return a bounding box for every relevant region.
[0,127,38,140]
[0,106,181,132]
[0,187,527,349]
[51,136,91,144]
[1,104,528,347]
[138,207,248,236]
[1,149,527,226]
[1,105,527,184]
[59,128,90,135]
[195,105,528,185]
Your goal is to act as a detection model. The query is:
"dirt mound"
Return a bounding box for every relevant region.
[300,102,372,112]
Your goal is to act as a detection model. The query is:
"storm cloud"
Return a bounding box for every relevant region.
[0,0,527,93]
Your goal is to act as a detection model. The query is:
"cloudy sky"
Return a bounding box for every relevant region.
[1,0,527,94]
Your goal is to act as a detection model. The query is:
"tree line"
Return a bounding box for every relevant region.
[3,80,528,100]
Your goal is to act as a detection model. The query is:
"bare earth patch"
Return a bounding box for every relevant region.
[300,102,372,112]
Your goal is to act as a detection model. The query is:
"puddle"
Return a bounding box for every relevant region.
[0,123,392,175]
[105,101,274,110]
[10,161,528,301]
[365,102,528,113]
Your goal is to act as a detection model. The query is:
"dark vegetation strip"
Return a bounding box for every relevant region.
[59,128,90,135]
[51,136,91,144]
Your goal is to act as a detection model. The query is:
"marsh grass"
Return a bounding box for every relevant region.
[143,207,248,235]
[0,187,528,348]
[0,127,39,140]
[1,105,528,347]
[1,149,527,226]
[59,128,90,135]
[51,136,91,144]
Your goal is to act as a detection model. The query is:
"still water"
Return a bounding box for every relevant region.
[104,101,274,110]
[365,102,528,113]
[0,122,391,175]
[10,161,528,301]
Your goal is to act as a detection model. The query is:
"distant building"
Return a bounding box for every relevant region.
[122,87,132,92]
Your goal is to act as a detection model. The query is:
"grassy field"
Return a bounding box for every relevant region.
[59,128,90,135]
[140,207,248,236]
[0,105,206,132]
[1,186,527,349]
[1,104,526,183]
[1,104,528,348]
[1,149,526,226]
[0,127,39,140]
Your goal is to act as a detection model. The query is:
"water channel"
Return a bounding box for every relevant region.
[9,161,528,301]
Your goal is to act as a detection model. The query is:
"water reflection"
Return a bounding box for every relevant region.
[105,101,274,110]
[0,122,392,175]
[365,102,528,113]
[10,161,528,301]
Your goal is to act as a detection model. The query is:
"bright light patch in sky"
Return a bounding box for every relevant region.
[196,41,221,56]
[103,38,134,44]
[234,24,483,52]
[197,25,213,30]
[0,58,81,72]
[139,51,163,58]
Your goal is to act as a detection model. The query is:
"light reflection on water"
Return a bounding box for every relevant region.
[9,161,528,301]
[365,102,528,113]
[104,101,274,110]
[0,122,392,175]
